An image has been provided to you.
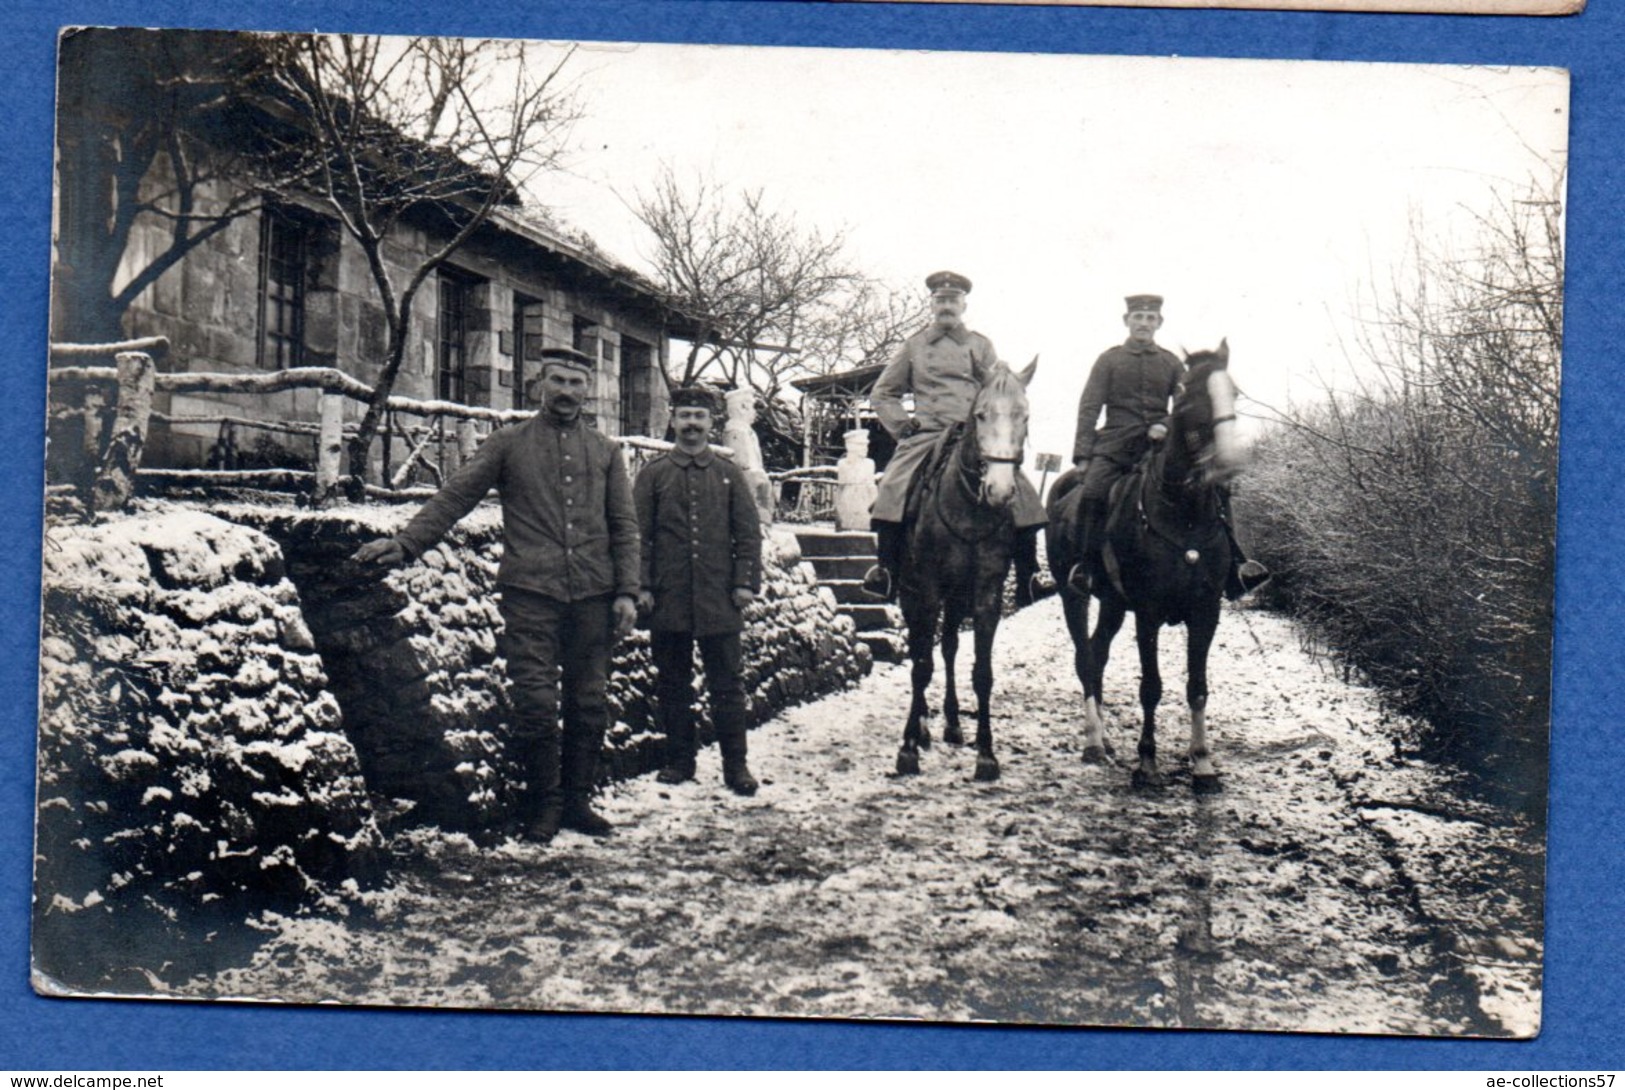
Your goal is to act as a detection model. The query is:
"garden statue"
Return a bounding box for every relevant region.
[723,387,776,525]
[834,427,879,532]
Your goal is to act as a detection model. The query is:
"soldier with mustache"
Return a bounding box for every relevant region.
[864,271,1050,604]
[353,347,641,842]
[633,386,765,795]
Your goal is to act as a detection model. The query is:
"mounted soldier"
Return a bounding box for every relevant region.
[863,271,1049,604]
[1068,293,1268,600]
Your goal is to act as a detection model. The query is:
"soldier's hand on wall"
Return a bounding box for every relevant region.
[612,595,638,641]
[352,538,406,569]
[1148,423,1168,442]
[636,591,655,618]
[731,587,756,610]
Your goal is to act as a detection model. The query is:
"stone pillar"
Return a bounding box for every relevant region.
[834,427,879,532]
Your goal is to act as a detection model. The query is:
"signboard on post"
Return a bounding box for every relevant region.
[1035,451,1063,501]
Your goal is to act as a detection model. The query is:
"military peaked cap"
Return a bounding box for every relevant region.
[669,385,720,413]
[926,270,973,295]
[538,347,596,372]
[1124,294,1164,314]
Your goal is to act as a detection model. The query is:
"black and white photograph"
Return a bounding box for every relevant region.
[35,29,1562,1038]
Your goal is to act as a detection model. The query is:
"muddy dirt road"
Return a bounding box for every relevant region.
[185,603,1543,1037]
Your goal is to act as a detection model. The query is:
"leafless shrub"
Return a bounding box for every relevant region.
[1237,177,1560,781]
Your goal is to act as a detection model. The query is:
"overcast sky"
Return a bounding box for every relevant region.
[523,41,1567,459]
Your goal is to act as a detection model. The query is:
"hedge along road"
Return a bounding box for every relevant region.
[182,600,1545,1037]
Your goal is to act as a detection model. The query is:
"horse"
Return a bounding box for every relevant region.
[894,358,1038,783]
[1046,342,1245,793]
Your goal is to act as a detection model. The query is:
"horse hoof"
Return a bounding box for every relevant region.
[1132,768,1166,789]
[896,749,920,776]
[943,722,965,747]
[1082,745,1108,765]
[974,756,1000,782]
[1192,773,1223,795]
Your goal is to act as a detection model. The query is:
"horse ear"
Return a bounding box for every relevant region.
[1217,338,1230,365]
[1017,355,1038,387]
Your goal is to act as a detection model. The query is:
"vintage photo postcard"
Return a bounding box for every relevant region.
[37,30,1562,1036]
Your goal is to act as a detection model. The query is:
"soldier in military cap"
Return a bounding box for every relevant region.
[633,385,764,796]
[1070,295,1267,598]
[863,271,1050,603]
[353,345,641,842]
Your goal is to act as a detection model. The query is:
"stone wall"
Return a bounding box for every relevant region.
[34,507,382,992]
[35,500,871,987]
[218,503,872,829]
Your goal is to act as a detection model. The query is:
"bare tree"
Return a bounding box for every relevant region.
[52,29,280,344]
[631,169,925,463]
[257,34,579,494]
[633,169,918,395]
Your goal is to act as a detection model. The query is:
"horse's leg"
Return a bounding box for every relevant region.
[940,600,964,747]
[971,600,1000,783]
[1186,605,1222,795]
[896,604,939,776]
[1085,596,1128,763]
[1132,612,1166,788]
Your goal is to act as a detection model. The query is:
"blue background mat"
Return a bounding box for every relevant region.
[2,0,1618,1070]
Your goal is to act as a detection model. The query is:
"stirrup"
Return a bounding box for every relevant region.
[1065,563,1092,596]
[860,564,895,601]
[1238,559,1271,593]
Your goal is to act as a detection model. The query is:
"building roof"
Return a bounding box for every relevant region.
[791,362,889,399]
[487,206,710,343]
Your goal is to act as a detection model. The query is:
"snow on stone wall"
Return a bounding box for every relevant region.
[218,503,871,828]
[34,507,382,991]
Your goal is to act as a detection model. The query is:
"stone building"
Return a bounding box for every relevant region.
[50,32,699,478]
[88,186,695,472]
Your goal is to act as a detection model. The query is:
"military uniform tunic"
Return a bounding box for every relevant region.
[869,324,1046,527]
[633,445,764,637]
[1072,339,1184,501]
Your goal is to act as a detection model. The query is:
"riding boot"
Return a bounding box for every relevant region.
[560,728,613,836]
[715,706,758,797]
[1217,495,1270,600]
[1068,499,1105,596]
[1012,526,1054,607]
[655,704,697,785]
[522,739,564,844]
[862,520,903,601]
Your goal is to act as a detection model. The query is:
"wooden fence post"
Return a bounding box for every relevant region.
[90,352,156,515]
[313,392,345,503]
[78,385,107,496]
[457,418,478,466]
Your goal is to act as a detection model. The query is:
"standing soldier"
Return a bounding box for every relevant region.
[352,347,641,842]
[1069,294,1267,597]
[863,270,1050,604]
[634,386,765,796]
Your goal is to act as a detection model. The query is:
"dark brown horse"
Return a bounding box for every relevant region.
[1046,342,1244,793]
[895,358,1037,782]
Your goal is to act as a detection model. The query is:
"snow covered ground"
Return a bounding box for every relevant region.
[181,600,1544,1038]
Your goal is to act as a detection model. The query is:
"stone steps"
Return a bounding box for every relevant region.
[791,526,904,662]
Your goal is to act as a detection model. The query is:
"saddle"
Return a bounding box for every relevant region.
[900,423,966,529]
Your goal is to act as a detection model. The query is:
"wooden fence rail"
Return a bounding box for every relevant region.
[47,339,720,516]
